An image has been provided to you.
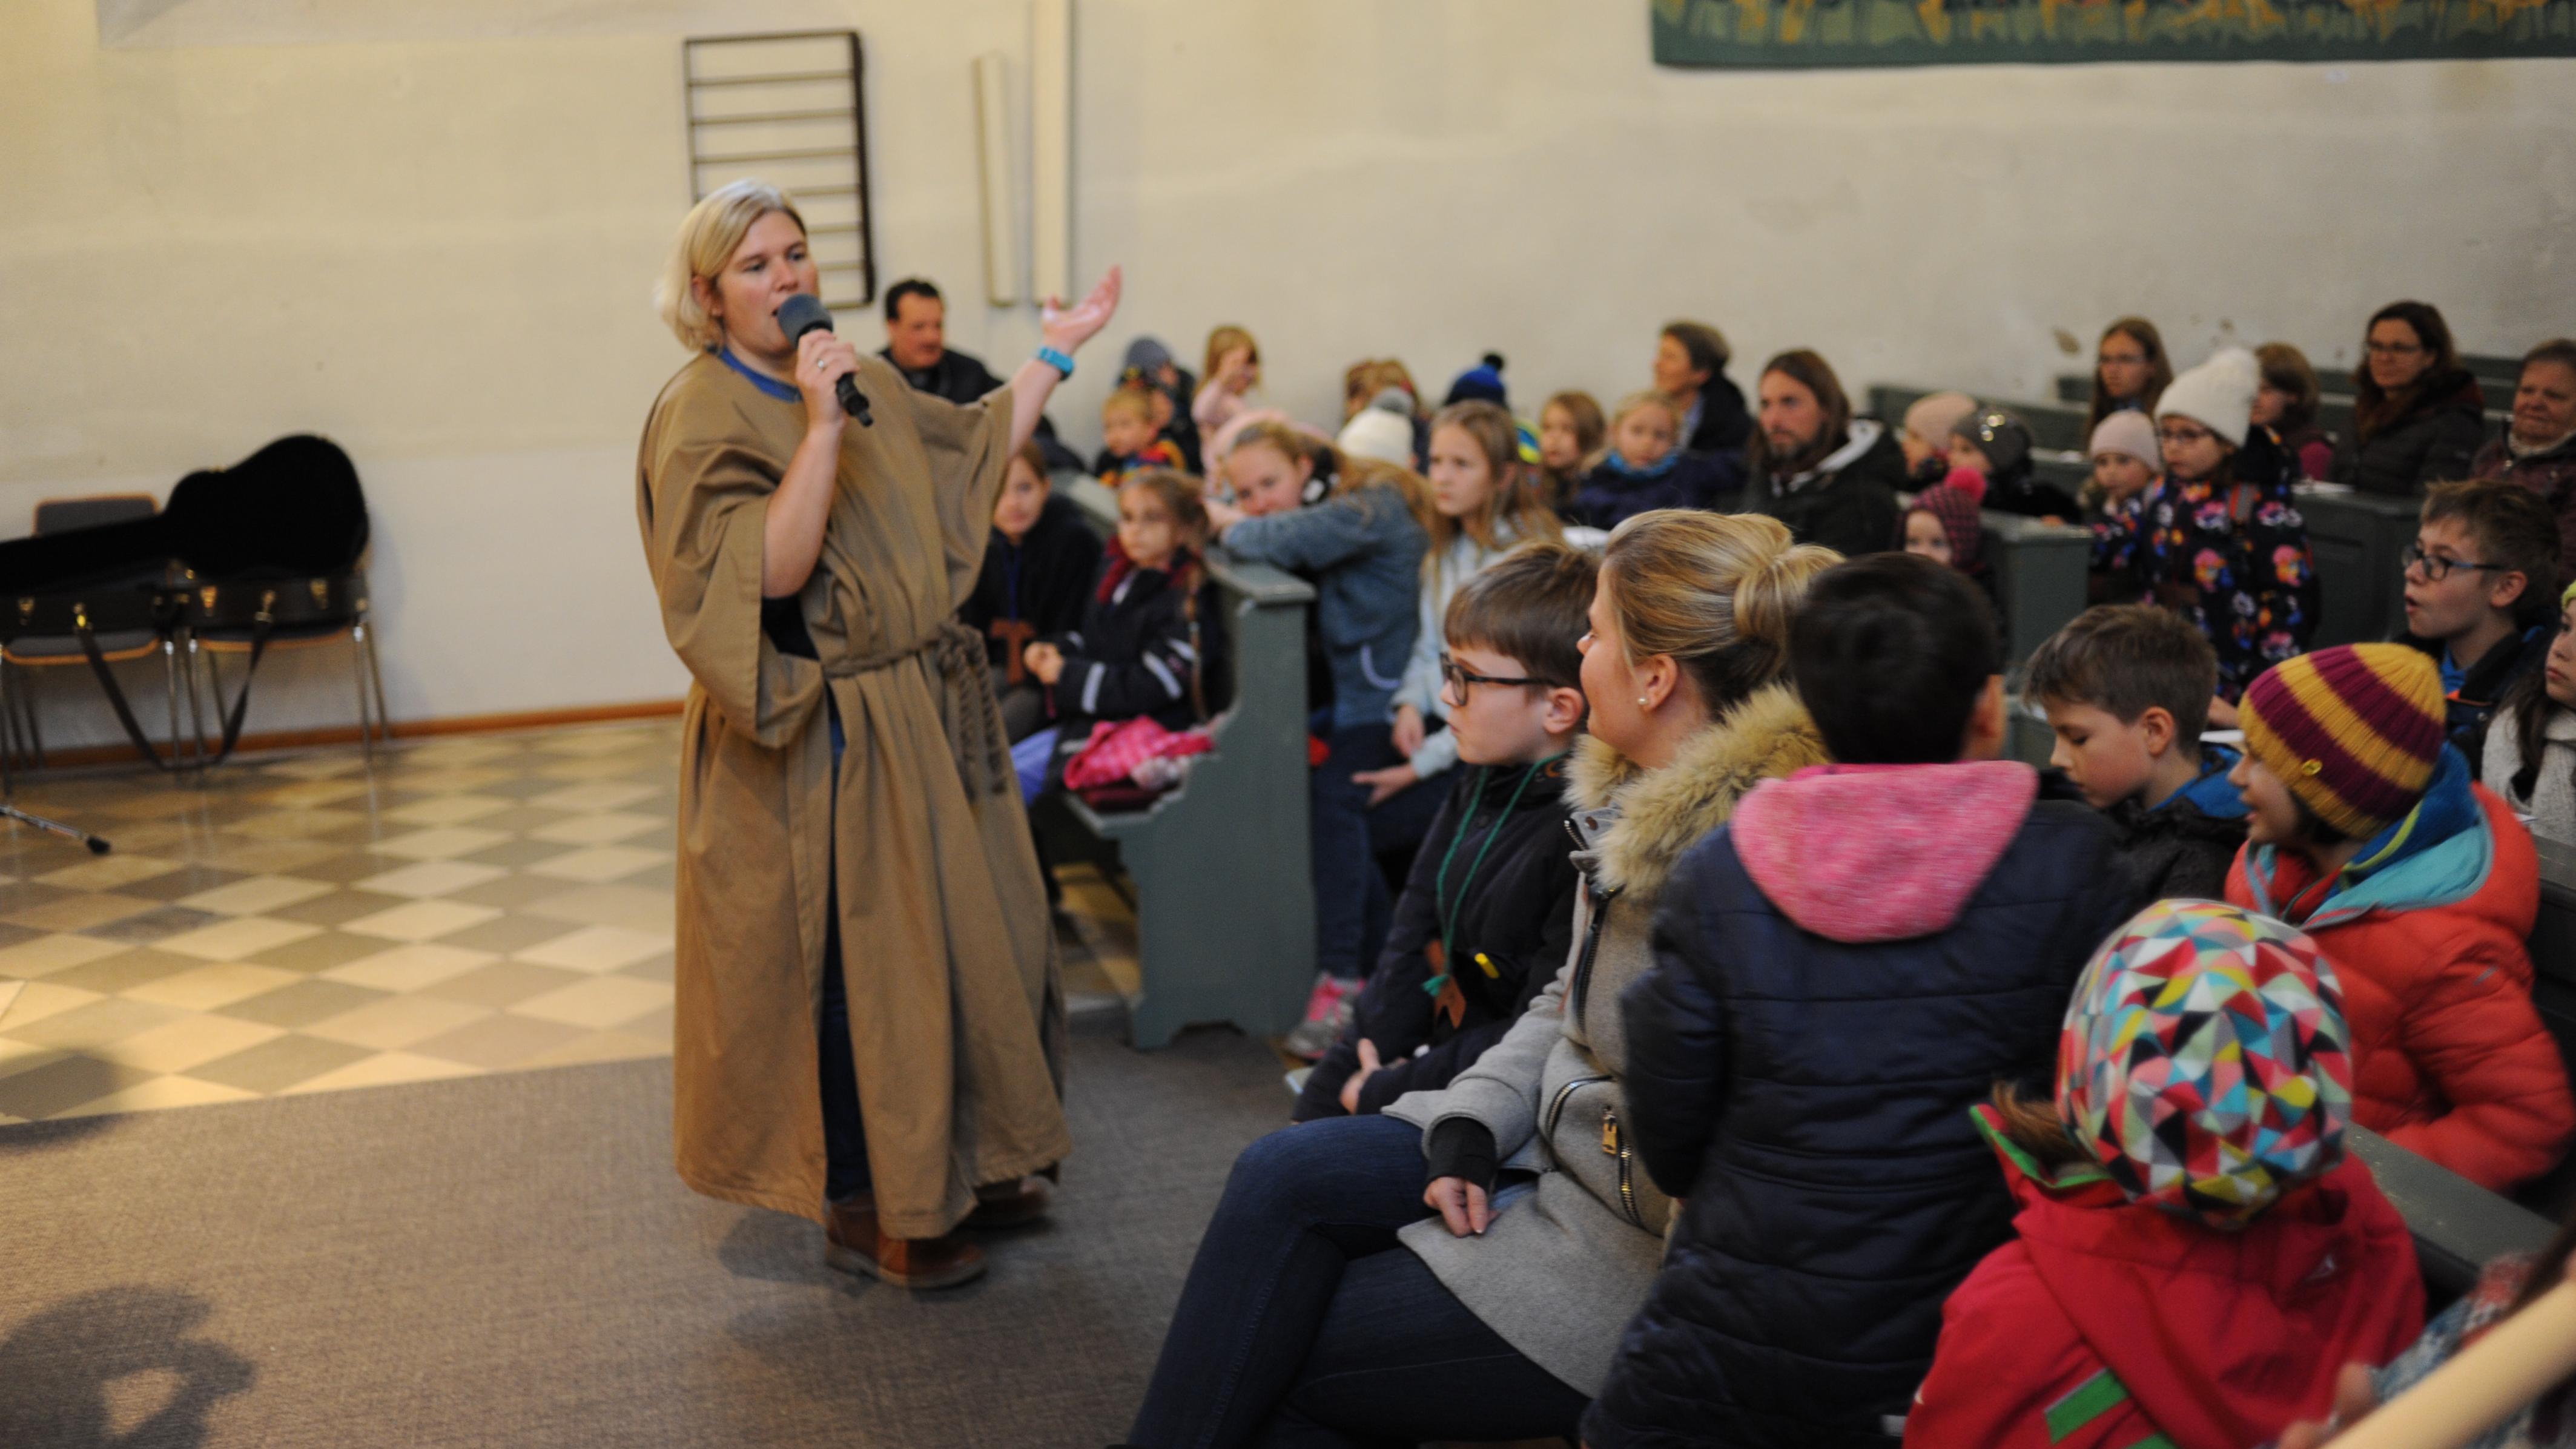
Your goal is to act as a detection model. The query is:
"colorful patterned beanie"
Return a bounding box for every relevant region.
[2058,899,2353,1229]
[2237,643,2446,839]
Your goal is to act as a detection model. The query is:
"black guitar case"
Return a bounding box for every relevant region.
[0,435,372,767]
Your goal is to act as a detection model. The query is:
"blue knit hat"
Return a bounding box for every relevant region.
[1444,353,1508,408]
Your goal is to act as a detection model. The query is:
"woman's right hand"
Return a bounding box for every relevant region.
[1424,1176,1491,1237]
[794,328,860,439]
[1391,704,1426,758]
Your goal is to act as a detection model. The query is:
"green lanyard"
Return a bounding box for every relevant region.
[1425,756,1556,997]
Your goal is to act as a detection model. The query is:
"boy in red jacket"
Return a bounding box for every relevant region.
[2224,642,2574,1190]
[1907,899,2425,1449]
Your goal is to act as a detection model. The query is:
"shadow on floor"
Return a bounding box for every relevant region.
[0,1286,254,1447]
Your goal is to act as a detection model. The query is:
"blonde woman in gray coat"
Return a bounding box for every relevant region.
[1120,512,1838,1449]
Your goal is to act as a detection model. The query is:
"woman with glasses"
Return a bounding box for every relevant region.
[2143,348,2316,717]
[2084,316,2175,438]
[2334,299,2491,497]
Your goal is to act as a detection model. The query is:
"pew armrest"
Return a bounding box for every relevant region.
[2348,1126,2557,1300]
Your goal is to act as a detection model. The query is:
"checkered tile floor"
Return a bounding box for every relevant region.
[0,720,1138,1124]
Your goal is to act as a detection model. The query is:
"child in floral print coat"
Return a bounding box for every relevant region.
[2143,348,2318,704]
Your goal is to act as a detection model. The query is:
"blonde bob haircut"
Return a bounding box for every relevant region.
[657,180,807,351]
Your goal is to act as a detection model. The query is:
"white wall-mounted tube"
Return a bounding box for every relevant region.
[973,51,1020,305]
[1029,0,1071,304]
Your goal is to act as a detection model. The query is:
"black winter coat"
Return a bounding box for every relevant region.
[1044,549,1226,732]
[1749,421,1906,558]
[960,493,1103,679]
[2404,624,2552,781]
[1293,759,1578,1121]
[2334,369,2489,497]
[1590,798,2129,1449]
[1683,375,1753,458]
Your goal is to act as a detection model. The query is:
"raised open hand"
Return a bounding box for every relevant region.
[1040,266,1123,356]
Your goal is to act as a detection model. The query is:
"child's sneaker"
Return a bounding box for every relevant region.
[1283,972,1358,1061]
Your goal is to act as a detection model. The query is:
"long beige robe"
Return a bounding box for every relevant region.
[636,349,1069,1239]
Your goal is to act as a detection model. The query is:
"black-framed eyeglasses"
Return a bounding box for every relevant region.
[1439,652,1539,698]
[2402,542,2508,583]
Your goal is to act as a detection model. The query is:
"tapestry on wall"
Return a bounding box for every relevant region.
[1651,0,2576,65]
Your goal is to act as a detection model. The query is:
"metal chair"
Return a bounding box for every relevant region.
[184,569,389,760]
[1,495,196,786]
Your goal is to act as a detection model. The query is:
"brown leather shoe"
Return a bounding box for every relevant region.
[823,1199,987,1289]
[963,1177,1052,1230]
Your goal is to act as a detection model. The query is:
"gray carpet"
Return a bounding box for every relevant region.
[0,1014,1290,1448]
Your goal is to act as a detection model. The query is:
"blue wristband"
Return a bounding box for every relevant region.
[1036,346,1075,378]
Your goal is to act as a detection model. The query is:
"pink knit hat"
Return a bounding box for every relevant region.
[2087,410,2159,470]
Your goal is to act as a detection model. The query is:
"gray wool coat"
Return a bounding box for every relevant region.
[1384,684,1828,1396]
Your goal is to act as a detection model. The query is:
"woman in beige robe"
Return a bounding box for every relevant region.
[635,180,1121,1287]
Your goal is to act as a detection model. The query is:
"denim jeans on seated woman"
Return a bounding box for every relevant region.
[1127,1114,1587,1448]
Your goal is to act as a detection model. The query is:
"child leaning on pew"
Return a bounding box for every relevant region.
[2027,605,2249,906]
[1023,468,1223,741]
[1905,899,2425,1449]
[1292,541,1594,1121]
[2225,642,2575,1192]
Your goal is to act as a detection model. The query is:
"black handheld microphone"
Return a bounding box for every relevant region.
[773,293,873,427]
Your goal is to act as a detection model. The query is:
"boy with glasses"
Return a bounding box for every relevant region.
[2142,348,2317,715]
[1293,543,1595,1120]
[2399,479,2562,774]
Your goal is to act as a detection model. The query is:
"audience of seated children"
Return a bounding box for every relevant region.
[2336,299,2489,498]
[1536,389,1604,512]
[1570,391,1739,528]
[1590,551,2135,1449]
[2282,1200,2576,1449]
[2255,340,2336,483]
[1293,542,1594,1122]
[2142,346,2316,710]
[1656,319,1752,456]
[2486,584,2576,848]
[1092,381,1185,487]
[1952,407,2081,520]
[1194,323,1263,440]
[1907,900,2424,1449]
[2401,478,2560,773]
[2226,642,2575,1190]
[1119,510,1837,1449]
[960,440,1102,742]
[1746,348,1906,559]
[1356,401,1567,858]
[1899,390,1979,490]
[1022,468,1224,747]
[2084,410,2162,606]
[1206,424,1432,1037]
[2086,316,2173,435]
[2027,605,2249,905]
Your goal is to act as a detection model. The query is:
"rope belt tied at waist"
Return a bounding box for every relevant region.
[831,619,1012,799]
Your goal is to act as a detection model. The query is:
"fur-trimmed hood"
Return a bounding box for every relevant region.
[1567,682,1826,900]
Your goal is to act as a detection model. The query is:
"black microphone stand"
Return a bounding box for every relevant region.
[0,802,111,854]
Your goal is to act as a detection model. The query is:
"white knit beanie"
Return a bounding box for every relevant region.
[2155,347,2260,447]
[1338,392,1417,466]
[2087,409,2161,469]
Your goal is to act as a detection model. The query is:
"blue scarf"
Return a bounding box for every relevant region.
[1602,447,1680,481]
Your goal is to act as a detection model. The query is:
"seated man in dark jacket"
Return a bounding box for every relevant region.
[1745,348,1905,559]
[877,275,1085,471]
[1590,553,2132,1449]
[1295,544,1595,1120]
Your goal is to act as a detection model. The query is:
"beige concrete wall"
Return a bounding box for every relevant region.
[4,0,2571,742]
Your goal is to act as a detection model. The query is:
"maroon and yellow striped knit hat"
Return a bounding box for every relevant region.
[2237,644,2446,839]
